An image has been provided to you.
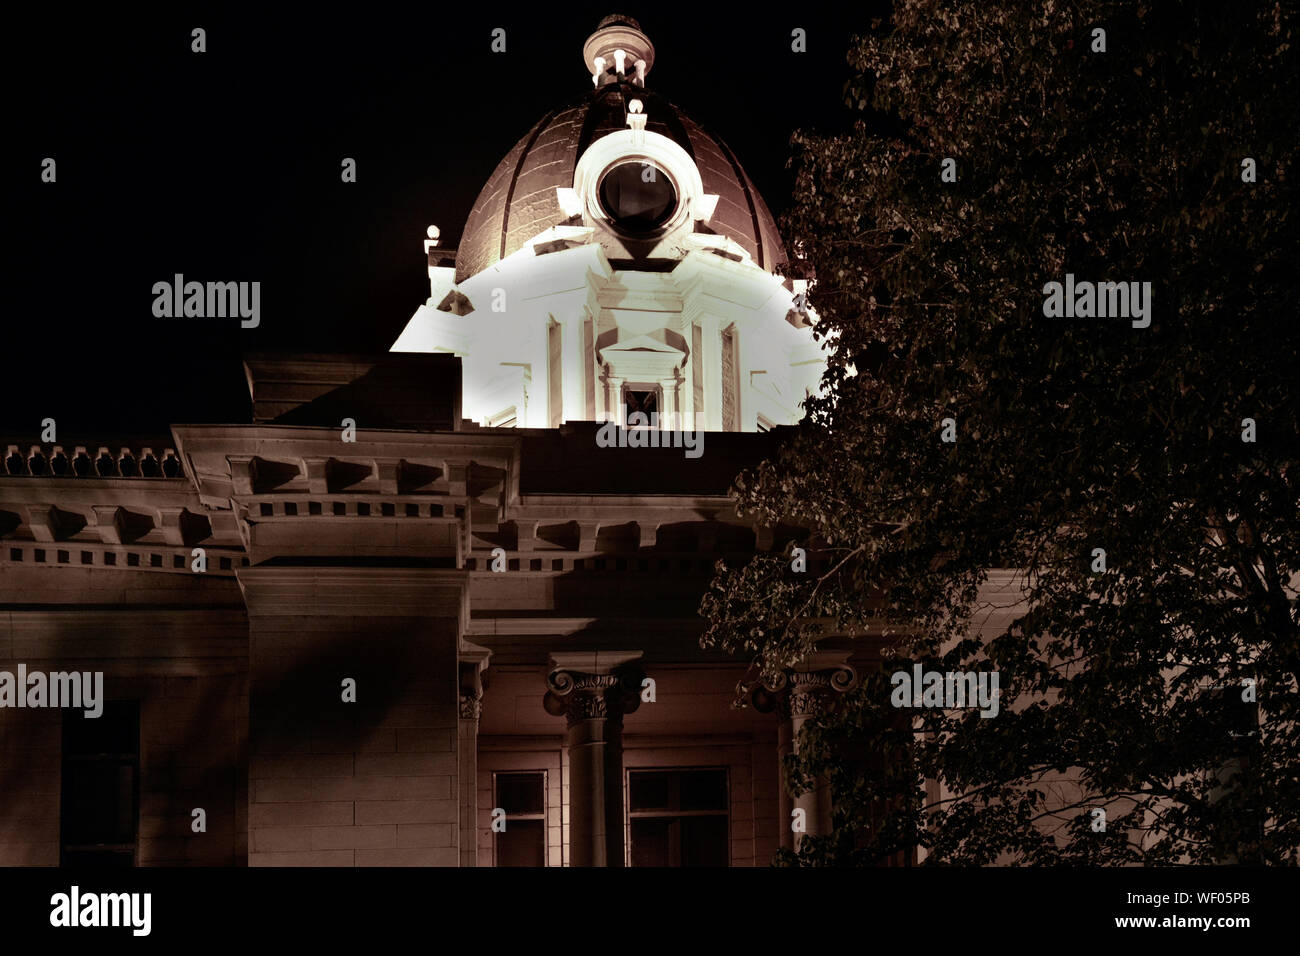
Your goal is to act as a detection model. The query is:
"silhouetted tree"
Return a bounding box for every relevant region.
[702,0,1299,864]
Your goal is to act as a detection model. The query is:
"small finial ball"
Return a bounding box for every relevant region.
[427,225,440,240]
[629,99,644,114]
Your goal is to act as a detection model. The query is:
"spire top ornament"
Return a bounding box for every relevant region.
[583,15,654,89]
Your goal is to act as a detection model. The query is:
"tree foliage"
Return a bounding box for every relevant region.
[701,0,1300,864]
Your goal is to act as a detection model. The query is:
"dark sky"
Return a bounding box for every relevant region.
[9,3,867,435]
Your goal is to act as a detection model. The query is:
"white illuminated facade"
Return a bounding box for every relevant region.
[392,16,825,431]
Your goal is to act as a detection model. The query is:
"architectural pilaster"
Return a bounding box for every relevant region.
[237,566,468,866]
[560,308,590,425]
[658,374,680,427]
[698,314,724,431]
[602,374,625,424]
[458,641,491,867]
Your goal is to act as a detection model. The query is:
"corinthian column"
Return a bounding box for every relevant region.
[749,651,856,853]
[543,651,645,867]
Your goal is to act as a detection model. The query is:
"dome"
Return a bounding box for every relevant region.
[394,17,826,437]
[455,81,787,283]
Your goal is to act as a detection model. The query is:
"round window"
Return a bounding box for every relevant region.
[598,162,677,231]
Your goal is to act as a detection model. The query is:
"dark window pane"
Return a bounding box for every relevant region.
[629,772,670,812]
[681,816,729,866]
[62,701,138,863]
[630,819,672,867]
[62,763,135,844]
[599,163,677,231]
[497,818,545,867]
[496,773,544,815]
[680,770,727,811]
[622,386,660,420]
[629,769,730,867]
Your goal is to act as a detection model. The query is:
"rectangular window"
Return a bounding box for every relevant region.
[494,771,546,867]
[628,768,729,867]
[61,700,139,867]
[621,384,662,425]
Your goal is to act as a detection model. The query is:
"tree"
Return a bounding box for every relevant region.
[700,0,1300,864]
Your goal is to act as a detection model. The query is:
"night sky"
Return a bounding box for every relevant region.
[9,4,868,436]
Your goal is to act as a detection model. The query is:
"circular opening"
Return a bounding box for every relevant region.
[598,161,677,232]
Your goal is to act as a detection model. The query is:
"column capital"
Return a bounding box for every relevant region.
[459,639,491,721]
[459,692,483,720]
[543,651,645,726]
[747,650,857,718]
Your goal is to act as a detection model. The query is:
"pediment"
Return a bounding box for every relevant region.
[598,333,685,361]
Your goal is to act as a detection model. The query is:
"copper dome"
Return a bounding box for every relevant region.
[454,82,787,283]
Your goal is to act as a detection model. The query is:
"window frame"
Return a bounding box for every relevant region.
[597,159,680,234]
[625,766,731,867]
[60,700,140,867]
[620,383,664,426]
[492,769,548,868]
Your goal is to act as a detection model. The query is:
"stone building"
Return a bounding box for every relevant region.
[0,16,861,867]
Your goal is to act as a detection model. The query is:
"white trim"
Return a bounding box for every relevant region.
[572,130,717,246]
